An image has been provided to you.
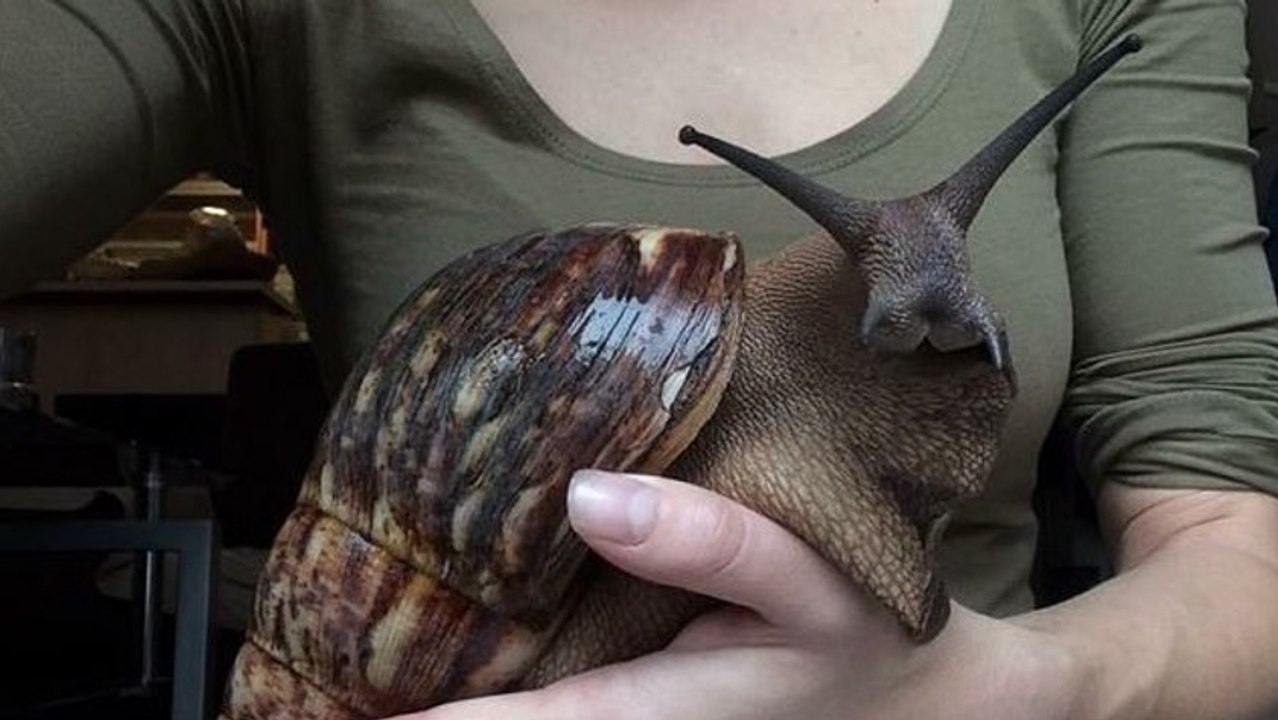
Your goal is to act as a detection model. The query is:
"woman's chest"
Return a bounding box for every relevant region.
[284,0,1079,427]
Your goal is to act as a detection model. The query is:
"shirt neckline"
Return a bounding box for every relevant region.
[440,0,985,187]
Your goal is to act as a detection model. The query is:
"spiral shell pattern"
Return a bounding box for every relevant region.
[221,224,746,718]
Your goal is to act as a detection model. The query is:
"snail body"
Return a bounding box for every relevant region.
[221,36,1141,718]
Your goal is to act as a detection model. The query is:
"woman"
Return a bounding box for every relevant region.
[5,1,1277,717]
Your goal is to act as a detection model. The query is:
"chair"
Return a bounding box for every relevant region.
[0,519,218,720]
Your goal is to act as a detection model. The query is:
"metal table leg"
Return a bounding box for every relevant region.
[0,519,220,720]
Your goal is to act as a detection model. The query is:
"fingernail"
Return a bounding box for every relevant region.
[568,470,659,545]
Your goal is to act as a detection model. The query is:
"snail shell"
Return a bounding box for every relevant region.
[221,223,745,718]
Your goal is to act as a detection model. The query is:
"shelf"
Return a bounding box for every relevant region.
[11,280,298,316]
[167,178,243,199]
[106,176,264,250]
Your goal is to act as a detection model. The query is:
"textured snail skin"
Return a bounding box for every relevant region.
[525,232,1013,687]
[532,33,1145,677]
[221,224,746,718]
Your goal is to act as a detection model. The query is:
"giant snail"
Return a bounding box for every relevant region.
[221,34,1142,719]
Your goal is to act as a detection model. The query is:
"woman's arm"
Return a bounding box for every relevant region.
[1058,0,1278,497]
[0,0,254,296]
[1019,484,1278,719]
[1036,2,1278,713]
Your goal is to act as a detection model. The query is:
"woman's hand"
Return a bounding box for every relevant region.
[399,470,1088,720]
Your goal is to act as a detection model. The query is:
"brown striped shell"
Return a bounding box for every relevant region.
[221,223,745,718]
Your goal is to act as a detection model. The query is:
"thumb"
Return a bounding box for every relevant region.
[566,470,866,638]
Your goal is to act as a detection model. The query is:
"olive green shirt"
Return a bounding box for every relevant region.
[3,0,1276,617]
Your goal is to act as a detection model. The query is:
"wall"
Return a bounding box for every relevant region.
[1250,2,1277,83]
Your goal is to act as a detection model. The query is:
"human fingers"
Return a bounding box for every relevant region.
[403,647,820,720]
[566,469,873,639]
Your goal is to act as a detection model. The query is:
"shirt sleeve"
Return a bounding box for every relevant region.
[1059,0,1278,495]
[0,0,256,295]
